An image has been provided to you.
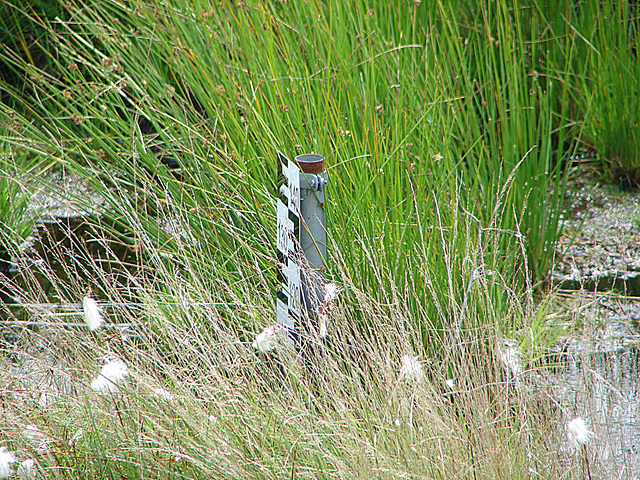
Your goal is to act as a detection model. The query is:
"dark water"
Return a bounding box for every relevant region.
[548,180,640,477]
[553,299,640,478]
[0,172,135,328]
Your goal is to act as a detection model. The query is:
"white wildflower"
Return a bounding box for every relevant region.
[91,358,129,394]
[445,378,455,389]
[567,417,593,449]
[83,296,103,331]
[153,388,174,401]
[393,418,401,427]
[399,354,423,383]
[0,447,16,479]
[252,325,278,353]
[324,283,340,303]
[500,340,522,377]
[23,425,51,455]
[16,459,35,480]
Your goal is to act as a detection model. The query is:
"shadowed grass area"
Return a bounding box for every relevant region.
[577,2,640,187]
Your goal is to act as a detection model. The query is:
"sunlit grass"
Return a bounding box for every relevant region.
[0,0,635,477]
[0,200,561,478]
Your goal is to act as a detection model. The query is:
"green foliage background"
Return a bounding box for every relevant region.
[0,0,637,478]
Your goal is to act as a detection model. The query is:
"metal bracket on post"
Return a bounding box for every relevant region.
[276,151,327,344]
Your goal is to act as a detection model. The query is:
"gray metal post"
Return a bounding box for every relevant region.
[276,151,327,343]
[295,153,327,270]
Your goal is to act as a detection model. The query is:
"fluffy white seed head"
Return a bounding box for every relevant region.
[91,358,129,394]
[500,340,522,377]
[399,354,423,384]
[83,296,103,331]
[38,393,50,408]
[23,425,50,455]
[252,325,278,353]
[16,459,35,480]
[567,417,593,448]
[153,388,174,401]
[318,313,328,339]
[70,429,84,447]
[324,283,340,303]
[313,283,340,339]
[0,447,16,479]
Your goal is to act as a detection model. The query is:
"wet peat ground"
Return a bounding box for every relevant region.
[551,178,640,478]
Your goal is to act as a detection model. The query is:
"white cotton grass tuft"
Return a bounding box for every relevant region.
[567,417,594,449]
[252,325,279,353]
[91,358,129,394]
[38,393,50,408]
[318,314,328,339]
[399,354,423,384]
[316,283,340,339]
[70,429,84,447]
[16,459,35,480]
[500,340,522,377]
[0,447,16,479]
[23,425,51,455]
[324,283,340,303]
[83,296,104,331]
[153,387,174,402]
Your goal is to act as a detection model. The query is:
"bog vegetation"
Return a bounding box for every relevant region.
[0,0,637,478]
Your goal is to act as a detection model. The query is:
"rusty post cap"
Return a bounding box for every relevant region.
[294,153,324,174]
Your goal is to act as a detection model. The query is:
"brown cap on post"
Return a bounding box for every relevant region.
[294,154,324,174]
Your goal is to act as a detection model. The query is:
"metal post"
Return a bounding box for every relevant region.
[276,151,327,343]
[295,153,327,270]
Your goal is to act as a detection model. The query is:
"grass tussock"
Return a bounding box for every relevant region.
[0,180,568,478]
[0,0,629,477]
[0,218,563,478]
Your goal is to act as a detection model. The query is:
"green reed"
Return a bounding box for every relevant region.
[0,0,627,477]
